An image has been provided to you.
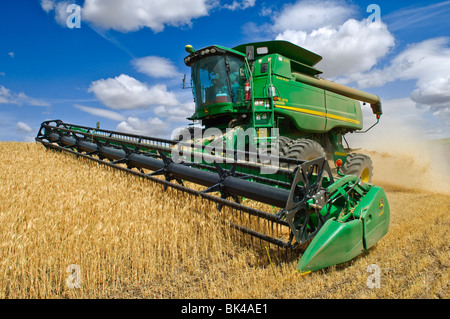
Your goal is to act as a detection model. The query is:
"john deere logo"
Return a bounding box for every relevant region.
[204,107,209,114]
[378,198,385,216]
[378,198,384,210]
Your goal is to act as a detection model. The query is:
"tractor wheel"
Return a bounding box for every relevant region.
[341,153,373,183]
[278,136,292,157]
[285,139,327,166]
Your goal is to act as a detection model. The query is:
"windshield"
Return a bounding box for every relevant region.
[191,55,244,108]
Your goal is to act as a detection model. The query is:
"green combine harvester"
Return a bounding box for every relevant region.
[36,40,390,273]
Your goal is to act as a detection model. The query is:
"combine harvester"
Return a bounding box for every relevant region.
[36,40,390,273]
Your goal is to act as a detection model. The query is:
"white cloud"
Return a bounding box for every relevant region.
[16,92,51,107]
[342,37,450,127]
[276,18,395,79]
[81,0,212,33]
[116,116,171,137]
[411,77,450,113]
[8,52,14,58]
[88,74,179,110]
[223,0,256,11]
[0,85,50,106]
[0,86,16,104]
[351,38,450,87]
[40,0,55,13]
[40,0,259,34]
[112,100,194,139]
[54,1,72,27]
[154,102,195,123]
[243,1,395,79]
[272,0,356,33]
[40,0,74,27]
[132,56,181,78]
[74,104,126,121]
[16,122,33,133]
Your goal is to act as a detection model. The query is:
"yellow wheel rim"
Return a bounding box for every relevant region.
[360,168,370,183]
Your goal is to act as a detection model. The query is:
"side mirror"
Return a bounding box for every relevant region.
[181,74,192,89]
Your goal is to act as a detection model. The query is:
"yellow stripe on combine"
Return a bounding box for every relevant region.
[275,104,361,125]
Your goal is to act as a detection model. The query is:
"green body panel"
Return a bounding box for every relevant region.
[194,102,236,120]
[297,218,364,273]
[297,179,390,273]
[324,92,363,131]
[250,55,363,135]
[233,40,323,68]
[272,81,327,134]
[353,186,390,249]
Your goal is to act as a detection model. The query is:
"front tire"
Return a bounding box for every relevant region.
[341,153,373,183]
[278,136,292,157]
[284,139,327,170]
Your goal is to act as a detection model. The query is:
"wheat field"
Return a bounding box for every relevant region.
[0,141,448,299]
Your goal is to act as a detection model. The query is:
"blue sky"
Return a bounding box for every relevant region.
[1,0,449,144]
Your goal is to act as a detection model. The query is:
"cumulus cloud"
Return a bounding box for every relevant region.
[16,92,51,107]
[74,104,126,121]
[40,0,75,27]
[0,86,15,104]
[276,18,395,79]
[132,56,182,78]
[0,85,50,106]
[40,0,55,13]
[223,0,256,11]
[42,0,255,33]
[116,116,171,137]
[88,74,179,110]
[81,0,212,33]
[111,101,194,139]
[242,1,395,79]
[342,37,450,124]
[272,0,356,33]
[411,77,450,114]
[350,38,450,87]
[16,122,33,134]
[154,102,195,123]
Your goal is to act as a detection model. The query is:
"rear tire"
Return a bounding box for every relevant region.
[341,153,373,183]
[285,139,327,161]
[278,136,292,157]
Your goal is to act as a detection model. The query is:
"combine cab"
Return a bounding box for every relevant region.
[35,40,390,273]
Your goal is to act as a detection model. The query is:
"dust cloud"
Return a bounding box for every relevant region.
[346,122,450,195]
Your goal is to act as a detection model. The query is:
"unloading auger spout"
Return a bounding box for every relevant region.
[35,120,390,273]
